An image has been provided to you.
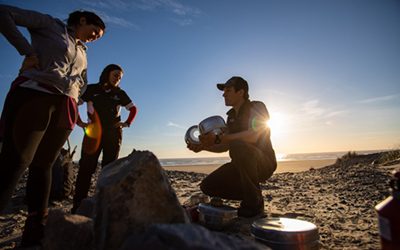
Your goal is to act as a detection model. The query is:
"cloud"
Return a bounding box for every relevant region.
[171,17,193,26]
[126,0,201,17]
[301,100,324,117]
[79,0,201,26]
[324,110,348,118]
[300,100,347,126]
[167,121,185,129]
[75,6,139,29]
[96,11,139,29]
[79,0,130,10]
[358,94,400,104]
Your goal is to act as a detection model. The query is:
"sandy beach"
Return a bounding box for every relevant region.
[165,153,400,249]
[1,151,399,249]
[162,159,337,174]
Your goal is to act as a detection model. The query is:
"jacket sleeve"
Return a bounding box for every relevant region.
[0,4,54,56]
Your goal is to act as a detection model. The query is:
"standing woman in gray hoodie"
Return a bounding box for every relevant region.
[0,4,105,247]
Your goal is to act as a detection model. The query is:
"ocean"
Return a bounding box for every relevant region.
[159,150,385,167]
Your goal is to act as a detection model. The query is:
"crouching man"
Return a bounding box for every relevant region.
[187,76,277,217]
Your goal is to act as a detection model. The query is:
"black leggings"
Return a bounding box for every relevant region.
[0,87,72,213]
[200,140,276,207]
[73,126,122,207]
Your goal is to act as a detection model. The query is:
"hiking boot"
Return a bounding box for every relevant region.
[71,205,78,214]
[238,199,264,218]
[71,200,81,214]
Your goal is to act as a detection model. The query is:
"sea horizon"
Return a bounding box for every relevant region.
[159,149,389,167]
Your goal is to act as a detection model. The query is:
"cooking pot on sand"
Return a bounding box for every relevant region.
[251,217,320,250]
[185,116,227,145]
[198,203,237,230]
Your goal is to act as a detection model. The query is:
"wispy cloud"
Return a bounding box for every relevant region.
[167,121,185,129]
[79,0,130,10]
[301,100,324,117]
[79,0,201,27]
[74,4,138,29]
[300,100,348,125]
[325,110,348,118]
[171,17,193,26]
[95,10,139,29]
[358,94,400,104]
[128,0,201,17]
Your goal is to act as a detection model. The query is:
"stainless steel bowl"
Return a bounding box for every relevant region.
[185,116,227,145]
[185,125,200,145]
[198,116,227,135]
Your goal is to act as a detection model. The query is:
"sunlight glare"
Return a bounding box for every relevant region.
[266,112,290,138]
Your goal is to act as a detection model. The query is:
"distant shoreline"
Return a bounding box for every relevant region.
[162,158,337,174]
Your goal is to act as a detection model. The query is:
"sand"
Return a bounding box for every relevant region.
[165,156,399,249]
[162,159,337,174]
[1,151,399,249]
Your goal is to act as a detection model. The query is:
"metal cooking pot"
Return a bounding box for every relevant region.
[198,116,226,135]
[198,203,237,230]
[185,125,200,145]
[251,217,320,250]
[184,116,227,145]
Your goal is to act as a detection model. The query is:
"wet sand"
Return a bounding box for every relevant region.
[162,159,336,174]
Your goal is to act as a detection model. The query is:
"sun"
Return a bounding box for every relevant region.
[266,112,289,137]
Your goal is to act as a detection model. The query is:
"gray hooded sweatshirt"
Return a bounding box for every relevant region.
[0,4,88,102]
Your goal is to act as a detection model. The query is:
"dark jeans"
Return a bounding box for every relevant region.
[0,87,72,213]
[200,140,276,208]
[73,127,122,207]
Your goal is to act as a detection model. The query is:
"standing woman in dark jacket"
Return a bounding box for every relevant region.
[0,4,105,246]
[72,64,137,213]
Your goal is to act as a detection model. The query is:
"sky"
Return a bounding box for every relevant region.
[0,0,399,160]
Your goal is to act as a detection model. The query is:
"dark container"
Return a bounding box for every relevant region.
[197,203,237,230]
[375,170,400,250]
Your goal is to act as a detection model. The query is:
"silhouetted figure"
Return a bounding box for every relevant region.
[0,4,105,247]
[187,76,277,217]
[72,64,138,213]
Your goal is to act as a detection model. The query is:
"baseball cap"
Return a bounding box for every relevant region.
[216,76,248,92]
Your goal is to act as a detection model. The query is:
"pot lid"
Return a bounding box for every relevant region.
[185,125,200,145]
[251,217,319,244]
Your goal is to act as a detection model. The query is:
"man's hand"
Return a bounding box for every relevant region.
[19,54,39,73]
[187,142,203,153]
[199,133,216,148]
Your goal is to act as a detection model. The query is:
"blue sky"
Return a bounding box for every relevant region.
[1,0,399,160]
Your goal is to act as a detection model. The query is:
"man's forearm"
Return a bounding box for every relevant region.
[203,143,229,153]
